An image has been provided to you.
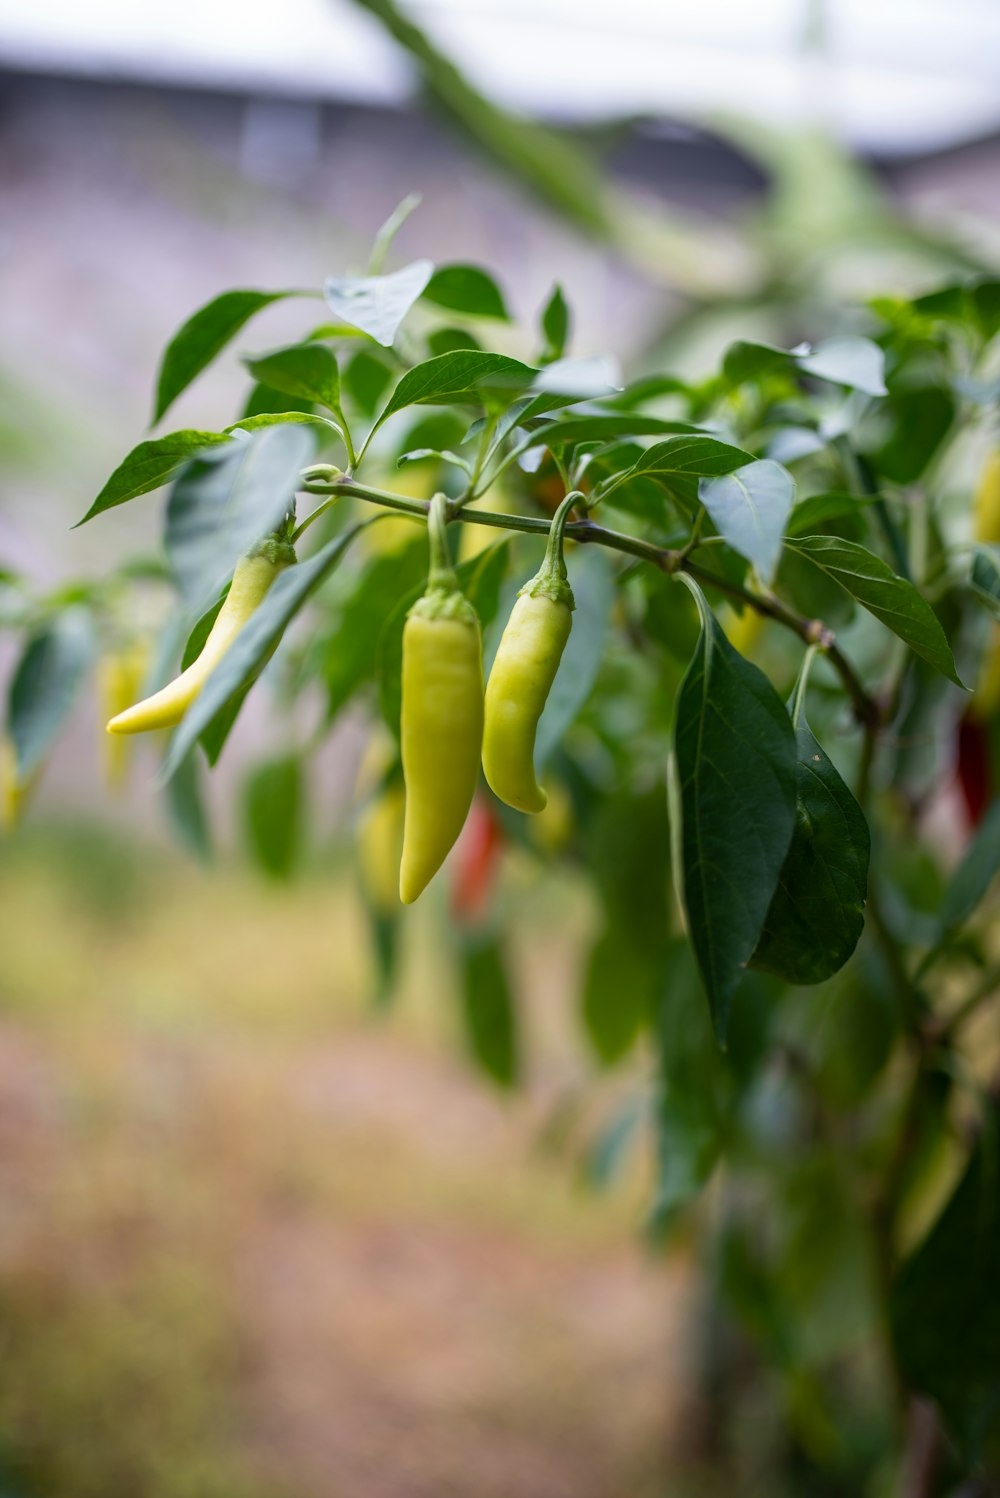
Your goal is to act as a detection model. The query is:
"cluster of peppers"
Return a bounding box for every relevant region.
[103,491,579,904]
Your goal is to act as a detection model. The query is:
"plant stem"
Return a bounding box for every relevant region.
[304,474,881,728]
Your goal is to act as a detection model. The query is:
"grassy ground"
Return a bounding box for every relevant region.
[0,823,689,1498]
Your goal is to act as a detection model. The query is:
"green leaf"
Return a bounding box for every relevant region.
[160,525,362,780]
[7,610,94,778]
[241,380,313,420]
[368,191,422,274]
[616,435,754,506]
[751,715,870,985]
[458,935,519,1087]
[372,350,537,437]
[343,349,395,416]
[535,548,614,768]
[377,539,510,739]
[669,580,798,1039]
[320,538,426,723]
[971,544,1000,618]
[786,536,963,686]
[865,386,955,484]
[785,491,872,539]
[531,355,622,401]
[528,412,702,450]
[582,923,651,1064]
[698,459,795,584]
[226,411,342,440]
[154,289,294,423]
[243,754,304,880]
[166,424,315,606]
[723,339,799,385]
[76,430,229,525]
[653,942,723,1221]
[937,796,1000,934]
[347,0,613,240]
[891,1115,1000,1460]
[426,327,482,357]
[423,264,509,320]
[799,336,887,396]
[323,260,433,346]
[539,283,570,363]
[243,343,342,414]
[164,750,212,861]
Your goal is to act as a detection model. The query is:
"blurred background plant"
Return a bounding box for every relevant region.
[2,2,1000,1495]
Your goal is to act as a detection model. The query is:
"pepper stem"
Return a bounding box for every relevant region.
[521,490,581,609]
[426,492,459,592]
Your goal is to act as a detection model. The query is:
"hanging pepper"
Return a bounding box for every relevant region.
[98,642,150,786]
[482,491,577,814]
[106,541,294,736]
[399,494,484,904]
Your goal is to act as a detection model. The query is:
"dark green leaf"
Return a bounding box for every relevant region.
[166,424,315,606]
[161,525,363,780]
[76,431,229,525]
[8,610,94,777]
[938,796,1000,934]
[891,1115,1000,1460]
[539,283,570,363]
[669,580,798,1039]
[751,715,870,985]
[785,491,872,539]
[698,459,795,583]
[654,942,723,1220]
[343,349,395,416]
[423,264,509,320]
[241,380,313,420]
[865,386,955,484]
[971,544,1000,619]
[615,435,754,508]
[243,754,303,880]
[529,413,701,450]
[535,548,614,767]
[426,327,482,357]
[786,536,963,685]
[154,289,294,423]
[323,260,433,346]
[723,340,798,385]
[320,538,426,723]
[244,343,342,413]
[458,935,519,1087]
[372,350,537,436]
[226,411,341,440]
[582,923,651,1064]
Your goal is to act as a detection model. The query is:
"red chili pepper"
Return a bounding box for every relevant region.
[956,714,991,827]
[450,796,504,925]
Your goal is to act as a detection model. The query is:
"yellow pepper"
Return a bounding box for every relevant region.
[975,449,1000,545]
[1,735,32,833]
[98,643,150,786]
[483,492,577,814]
[106,543,292,736]
[399,495,484,904]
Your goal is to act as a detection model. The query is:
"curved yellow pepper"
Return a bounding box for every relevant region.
[98,644,150,785]
[106,546,291,736]
[399,495,484,904]
[975,449,1000,545]
[483,492,577,814]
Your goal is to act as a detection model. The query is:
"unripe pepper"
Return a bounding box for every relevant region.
[98,642,150,787]
[106,542,293,736]
[399,494,484,904]
[975,449,1000,545]
[482,492,577,814]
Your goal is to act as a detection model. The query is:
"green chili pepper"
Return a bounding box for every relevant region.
[399,494,484,904]
[482,492,577,814]
[106,540,294,736]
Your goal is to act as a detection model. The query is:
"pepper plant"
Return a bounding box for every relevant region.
[4,218,1000,1492]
